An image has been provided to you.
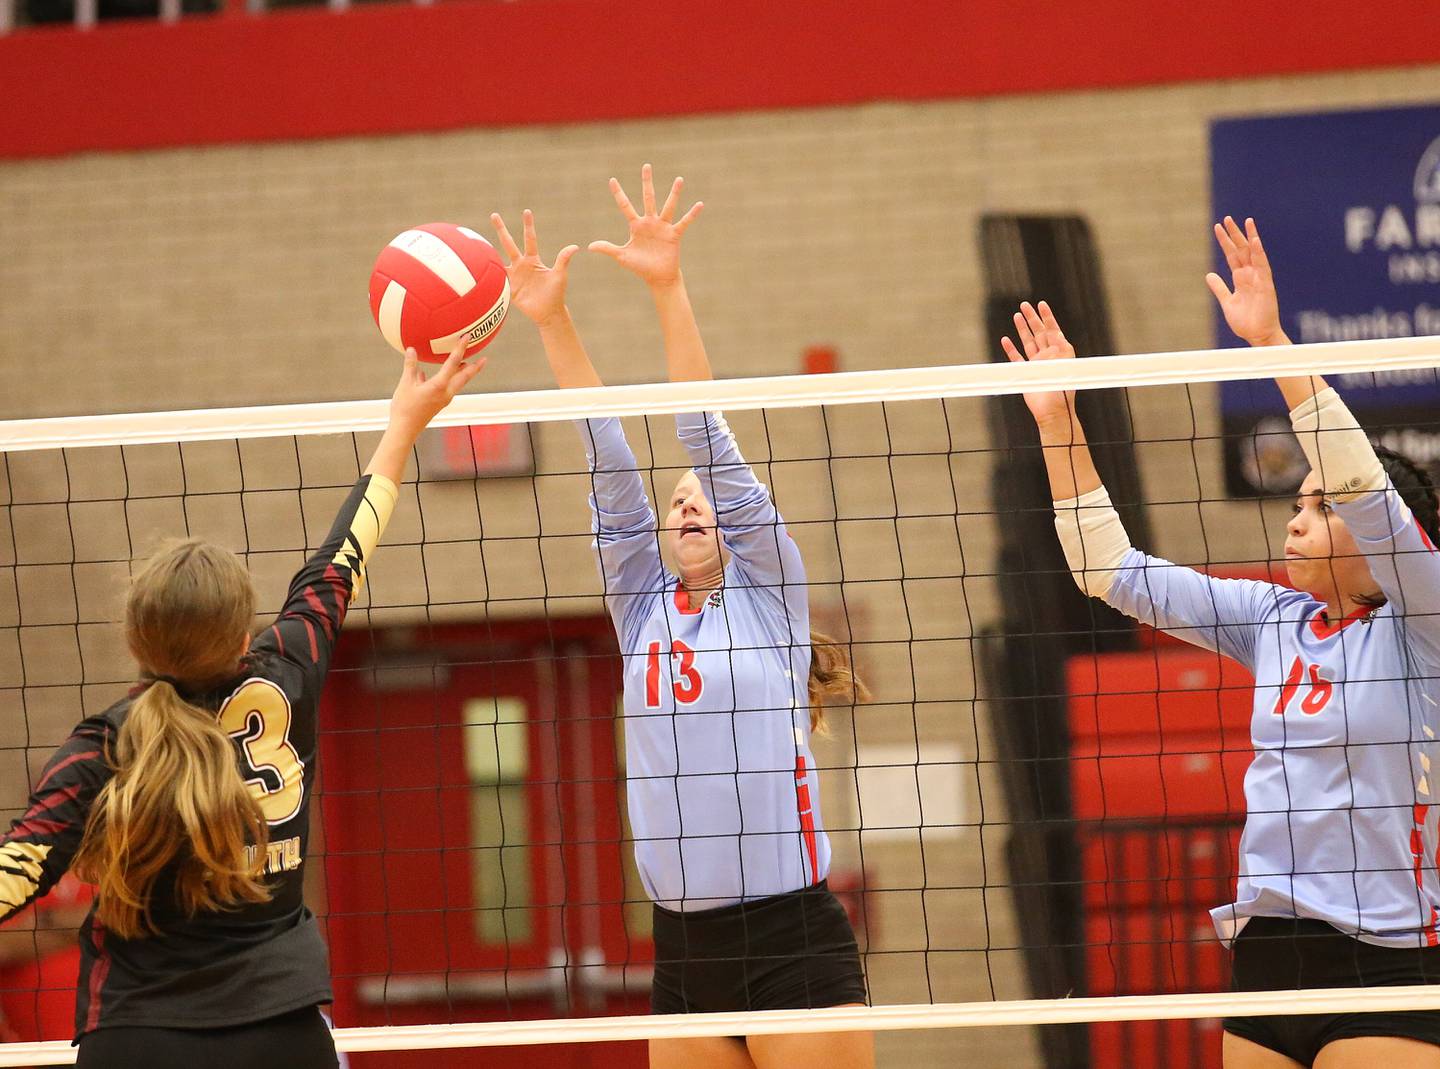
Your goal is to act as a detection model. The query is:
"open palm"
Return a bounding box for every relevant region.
[1207,216,1283,346]
[490,210,578,326]
[590,164,703,288]
[1001,301,1079,427]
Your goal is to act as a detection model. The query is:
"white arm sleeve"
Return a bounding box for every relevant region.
[1053,485,1133,598]
[1289,387,1384,502]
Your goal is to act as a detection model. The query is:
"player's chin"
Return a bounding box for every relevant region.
[1284,556,1315,589]
[677,539,720,572]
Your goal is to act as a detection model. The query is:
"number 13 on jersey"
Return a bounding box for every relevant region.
[646,639,704,707]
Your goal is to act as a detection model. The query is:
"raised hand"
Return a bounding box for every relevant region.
[1001,301,1079,428]
[589,163,703,289]
[1206,216,1287,347]
[389,340,486,436]
[490,210,579,326]
[366,339,487,483]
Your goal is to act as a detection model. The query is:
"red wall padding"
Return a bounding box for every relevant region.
[3,0,1440,158]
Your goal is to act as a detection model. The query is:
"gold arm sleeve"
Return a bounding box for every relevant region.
[332,474,399,602]
[0,842,52,912]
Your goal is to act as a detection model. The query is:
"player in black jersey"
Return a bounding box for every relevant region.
[0,343,483,1069]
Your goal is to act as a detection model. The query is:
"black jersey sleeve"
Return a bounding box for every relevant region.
[0,718,114,923]
[250,473,399,683]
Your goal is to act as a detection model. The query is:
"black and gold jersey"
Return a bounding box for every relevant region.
[0,472,397,1038]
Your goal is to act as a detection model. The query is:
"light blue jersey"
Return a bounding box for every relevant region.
[1104,480,1440,947]
[581,413,824,912]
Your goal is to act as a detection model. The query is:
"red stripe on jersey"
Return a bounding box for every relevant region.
[302,618,318,663]
[11,817,68,838]
[36,751,101,791]
[795,755,819,884]
[18,784,83,824]
[269,624,285,656]
[85,918,110,1033]
[1410,804,1440,947]
[1420,524,1438,554]
[673,585,703,615]
[322,563,351,627]
[302,586,333,641]
[1310,604,1374,640]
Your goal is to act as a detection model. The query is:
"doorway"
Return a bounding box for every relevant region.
[316,617,650,1069]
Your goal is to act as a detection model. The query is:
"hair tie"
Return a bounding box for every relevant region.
[148,674,186,690]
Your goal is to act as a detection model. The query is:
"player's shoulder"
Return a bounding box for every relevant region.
[223,647,306,696]
[1268,584,1315,611]
[1366,600,1440,655]
[91,690,139,735]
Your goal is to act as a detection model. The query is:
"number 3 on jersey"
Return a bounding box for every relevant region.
[218,678,305,824]
[646,639,704,708]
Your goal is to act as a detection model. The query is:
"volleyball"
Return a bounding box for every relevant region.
[368,223,511,362]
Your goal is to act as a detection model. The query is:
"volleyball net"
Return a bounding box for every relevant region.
[3,336,1440,1068]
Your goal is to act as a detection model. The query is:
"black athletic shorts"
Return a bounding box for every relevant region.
[76,1004,338,1069]
[651,880,868,1015]
[1224,916,1440,1066]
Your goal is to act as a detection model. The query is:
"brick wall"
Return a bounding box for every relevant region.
[3,64,1439,1066]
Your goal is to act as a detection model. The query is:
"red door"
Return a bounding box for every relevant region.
[316,619,651,1068]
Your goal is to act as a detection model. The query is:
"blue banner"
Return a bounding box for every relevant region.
[1211,104,1440,496]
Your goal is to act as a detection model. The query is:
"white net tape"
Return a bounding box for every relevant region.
[4,337,1438,451]
[4,987,1440,1064]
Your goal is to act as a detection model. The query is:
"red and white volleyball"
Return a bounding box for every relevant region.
[368,223,510,362]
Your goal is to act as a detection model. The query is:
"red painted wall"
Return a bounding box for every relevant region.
[3,0,1440,159]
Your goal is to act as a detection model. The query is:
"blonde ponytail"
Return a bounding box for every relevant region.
[807,629,870,734]
[74,540,269,938]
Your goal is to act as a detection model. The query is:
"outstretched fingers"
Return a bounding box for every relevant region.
[1011,309,1039,359]
[432,339,486,393]
[1244,217,1271,271]
[1218,215,1251,270]
[553,244,580,273]
[1213,220,1241,270]
[1205,271,1233,303]
[609,177,640,221]
[437,338,470,378]
[521,209,539,258]
[490,214,522,263]
[1011,301,1070,359]
[1000,335,1026,363]
[674,200,704,235]
[640,163,657,216]
[1222,214,1248,249]
[659,176,684,222]
[1019,300,1049,347]
[447,356,487,395]
[1036,300,1066,341]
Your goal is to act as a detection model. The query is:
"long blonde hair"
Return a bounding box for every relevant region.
[807,629,870,733]
[74,540,270,938]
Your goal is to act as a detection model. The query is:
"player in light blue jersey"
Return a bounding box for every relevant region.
[1007,217,1440,1069]
[490,168,872,1069]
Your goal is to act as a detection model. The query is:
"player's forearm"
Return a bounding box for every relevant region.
[1037,414,1103,502]
[1252,328,1331,410]
[1045,413,1131,601]
[363,427,417,487]
[537,309,604,389]
[651,276,713,383]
